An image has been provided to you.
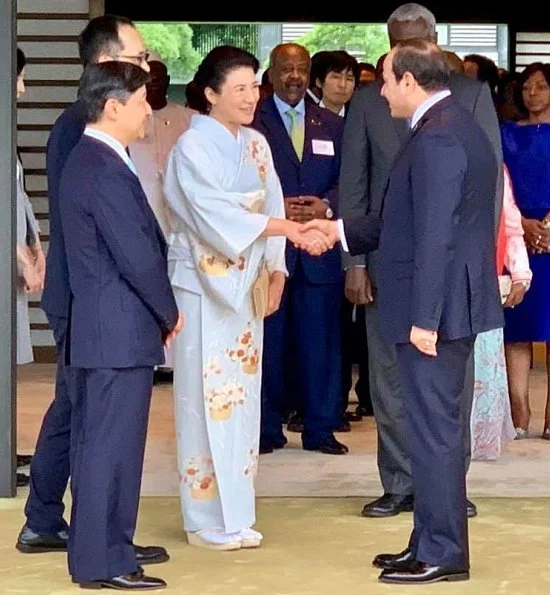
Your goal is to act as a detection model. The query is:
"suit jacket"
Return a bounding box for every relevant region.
[339,75,504,284]
[42,100,87,320]
[252,96,344,284]
[59,136,179,368]
[344,97,503,344]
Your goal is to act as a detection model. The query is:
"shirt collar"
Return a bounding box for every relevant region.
[84,127,135,173]
[306,88,320,104]
[319,99,346,118]
[273,93,306,119]
[410,89,451,129]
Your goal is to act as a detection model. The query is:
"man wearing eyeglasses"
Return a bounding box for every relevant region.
[16,15,170,571]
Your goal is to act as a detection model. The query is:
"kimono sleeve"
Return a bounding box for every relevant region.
[263,142,287,275]
[164,134,269,262]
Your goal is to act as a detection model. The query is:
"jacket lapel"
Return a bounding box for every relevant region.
[259,97,301,169]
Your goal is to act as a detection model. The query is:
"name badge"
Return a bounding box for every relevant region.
[312,139,335,156]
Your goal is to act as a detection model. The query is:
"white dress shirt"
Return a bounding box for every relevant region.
[338,90,452,252]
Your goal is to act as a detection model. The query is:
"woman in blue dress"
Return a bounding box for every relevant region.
[501,62,550,440]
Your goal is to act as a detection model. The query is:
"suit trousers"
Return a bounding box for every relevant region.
[396,337,475,569]
[25,315,71,534]
[341,301,371,414]
[68,367,153,583]
[261,258,342,446]
[365,299,474,495]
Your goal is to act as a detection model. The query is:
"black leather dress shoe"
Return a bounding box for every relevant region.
[287,414,304,433]
[153,369,173,385]
[467,499,478,518]
[79,567,166,590]
[16,473,30,488]
[17,454,33,468]
[373,548,415,570]
[335,420,352,433]
[16,524,69,553]
[303,436,349,455]
[361,494,414,518]
[17,525,168,566]
[355,405,373,417]
[135,546,169,565]
[344,411,363,422]
[379,563,469,584]
[259,436,287,455]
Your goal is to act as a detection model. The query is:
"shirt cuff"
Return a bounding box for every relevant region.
[337,219,349,253]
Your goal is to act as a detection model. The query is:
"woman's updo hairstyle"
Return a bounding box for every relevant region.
[193,45,259,109]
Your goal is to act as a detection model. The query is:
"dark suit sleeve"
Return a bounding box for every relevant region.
[342,212,380,256]
[321,117,344,212]
[410,131,467,331]
[91,174,178,333]
[472,83,504,228]
[338,89,371,267]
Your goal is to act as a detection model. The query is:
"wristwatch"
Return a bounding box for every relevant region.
[325,205,334,219]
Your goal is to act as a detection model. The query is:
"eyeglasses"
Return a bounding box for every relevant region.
[115,52,150,66]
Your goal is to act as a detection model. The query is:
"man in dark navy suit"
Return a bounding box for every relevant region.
[304,40,502,584]
[253,43,347,456]
[58,62,181,590]
[17,16,171,569]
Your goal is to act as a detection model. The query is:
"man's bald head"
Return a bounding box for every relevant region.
[270,43,310,69]
[387,3,437,47]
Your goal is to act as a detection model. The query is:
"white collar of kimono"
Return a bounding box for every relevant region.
[189,114,244,146]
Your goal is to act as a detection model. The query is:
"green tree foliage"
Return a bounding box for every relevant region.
[136,23,201,80]
[297,24,389,64]
[190,24,259,56]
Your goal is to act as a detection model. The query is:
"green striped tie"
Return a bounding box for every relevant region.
[287,107,304,161]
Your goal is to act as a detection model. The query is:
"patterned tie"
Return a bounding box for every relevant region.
[287,107,304,161]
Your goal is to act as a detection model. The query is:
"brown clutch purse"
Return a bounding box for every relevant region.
[252,265,270,319]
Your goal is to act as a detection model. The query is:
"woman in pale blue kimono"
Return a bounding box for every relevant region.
[163,47,326,550]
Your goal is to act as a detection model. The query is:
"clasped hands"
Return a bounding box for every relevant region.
[288,219,340,256]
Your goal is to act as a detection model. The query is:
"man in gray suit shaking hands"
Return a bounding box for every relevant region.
[338,3,503,519]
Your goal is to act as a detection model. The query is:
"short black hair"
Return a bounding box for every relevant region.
[78,14,134,67]
[17,47,26,76]
[312,51,360,87]
[392,39,450,91]
[194,45,259,104]
[464,54,499,92]
[79,61,150,123]
[358,62,376,75]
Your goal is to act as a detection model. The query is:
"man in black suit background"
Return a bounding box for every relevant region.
[339,2,503,519]
[304,39,503,585]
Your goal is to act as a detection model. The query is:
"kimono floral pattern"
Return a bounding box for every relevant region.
[204,381,246,421]
[227,324,260,375]
[198,251,246,277]
[181,455,218,501]
[243,448,259,483]
[246,138,269,188]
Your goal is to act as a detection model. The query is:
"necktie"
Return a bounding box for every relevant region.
[287,107,304,161]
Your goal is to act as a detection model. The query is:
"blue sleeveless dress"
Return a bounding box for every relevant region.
[501,122,550,342]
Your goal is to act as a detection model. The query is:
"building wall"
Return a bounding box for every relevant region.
[17,0,98,361]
